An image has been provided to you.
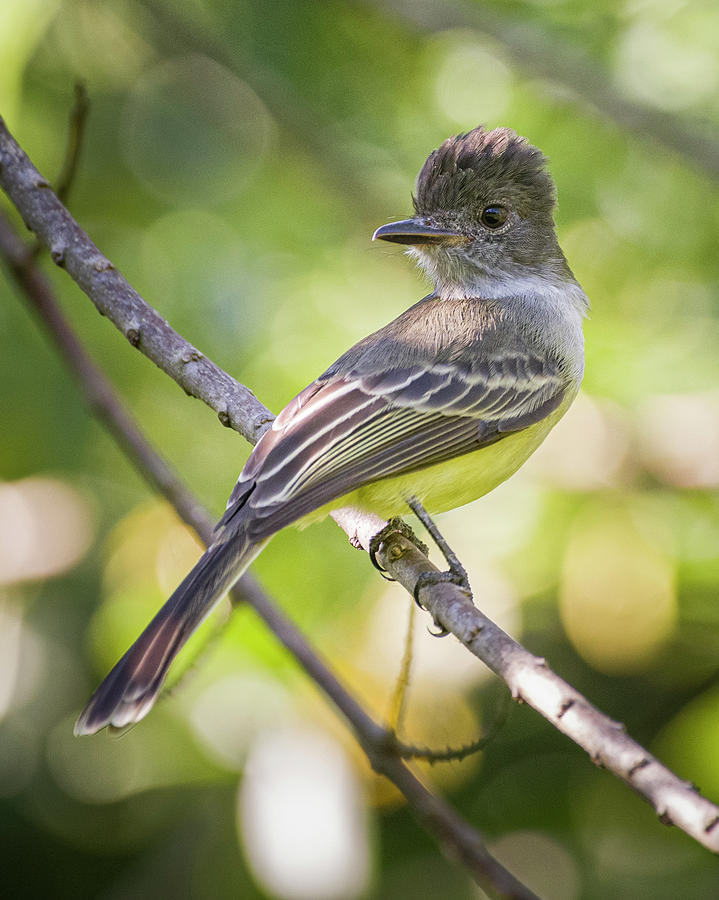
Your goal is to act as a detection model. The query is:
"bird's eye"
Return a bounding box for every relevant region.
[480,205,508,229]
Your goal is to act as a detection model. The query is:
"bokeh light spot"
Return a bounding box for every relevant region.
[430,33,513,126]
[486,831,580,900]
[614,19,719,111]
[48,714,213,805]
[560,501,677,673]
[0,598,45,721]
[0,478,94,585]
[238,725,371,900]
[122,54,275,204]
[637,392,719,488]
[529,393,633,489]
[189,672,293,771]
[656,684,719,801]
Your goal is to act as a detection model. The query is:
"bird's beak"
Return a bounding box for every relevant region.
[372,218,465,245]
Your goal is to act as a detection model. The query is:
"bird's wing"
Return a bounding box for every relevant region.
[221,354,566,538]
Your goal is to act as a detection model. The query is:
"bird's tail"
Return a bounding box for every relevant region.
[74,523,259,735]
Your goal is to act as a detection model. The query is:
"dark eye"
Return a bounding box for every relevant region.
[480,205,508,229]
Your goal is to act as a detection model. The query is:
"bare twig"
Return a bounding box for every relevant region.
[387,602,416,734]
[394,690,511,764]
[0,211,536,900]
[0,213,215,543]
[244,587,537,899]
[2,115,719,853]
[28,84,89,263]
[55,83,90,205]
[0,117,271,443]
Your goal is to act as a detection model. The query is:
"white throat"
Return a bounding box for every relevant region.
[406,246,589,315]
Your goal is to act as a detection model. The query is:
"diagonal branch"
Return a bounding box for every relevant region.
[2,115,719,854]
[0,212,219,545]
[0,210,537,900]
[0,117,271,444]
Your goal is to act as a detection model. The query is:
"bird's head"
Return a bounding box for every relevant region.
[373,126,572,299]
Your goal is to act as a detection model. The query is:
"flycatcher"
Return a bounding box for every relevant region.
[76,126,588,735]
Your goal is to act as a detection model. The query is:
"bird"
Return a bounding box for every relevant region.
[75,125,588,735]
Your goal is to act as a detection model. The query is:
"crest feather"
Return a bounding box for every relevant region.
[413,126,556,221]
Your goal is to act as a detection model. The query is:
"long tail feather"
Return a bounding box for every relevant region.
[74,527,257,735]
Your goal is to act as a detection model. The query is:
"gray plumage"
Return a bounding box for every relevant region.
[414,127,556,223]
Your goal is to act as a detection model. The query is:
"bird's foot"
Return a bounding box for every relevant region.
[369,517,429,581]
[406,495,472,636]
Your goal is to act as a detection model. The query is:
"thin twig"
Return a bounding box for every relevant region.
[387,601,416,733]
[28,84,89,262]
[2,115,719,853]
[0,214,214,544]
[0,117,272,444]
[394,690,511,764]
[55,83,90,205]
[243,584,539,899]
[0,210,537,900]
[371,522,719,851]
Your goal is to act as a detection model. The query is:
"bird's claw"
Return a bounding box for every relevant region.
[404,495,473,638]
[413,568,471,637]
[369,517,429,581]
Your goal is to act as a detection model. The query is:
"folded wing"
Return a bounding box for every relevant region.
[220,354,566,539]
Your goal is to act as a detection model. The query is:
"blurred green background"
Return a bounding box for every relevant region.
[2,1,719,898]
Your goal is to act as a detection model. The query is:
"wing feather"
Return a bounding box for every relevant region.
[221,353,567,537]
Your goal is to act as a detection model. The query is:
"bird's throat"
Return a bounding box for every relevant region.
[407,245,576,303]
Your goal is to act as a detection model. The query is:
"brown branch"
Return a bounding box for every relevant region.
[0,117,271,444]
[244,587,536,899]
[365,0,719,182]
[0,210,536,900]
[27,83,89,264]
[2,114,719,854]
[339,510,719,851]
[0,213,216,545]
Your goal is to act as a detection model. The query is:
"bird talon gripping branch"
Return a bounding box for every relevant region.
[369,517,430,579]
[413,568,472,613]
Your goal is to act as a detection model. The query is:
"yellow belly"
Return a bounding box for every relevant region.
[301,392,574,525]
